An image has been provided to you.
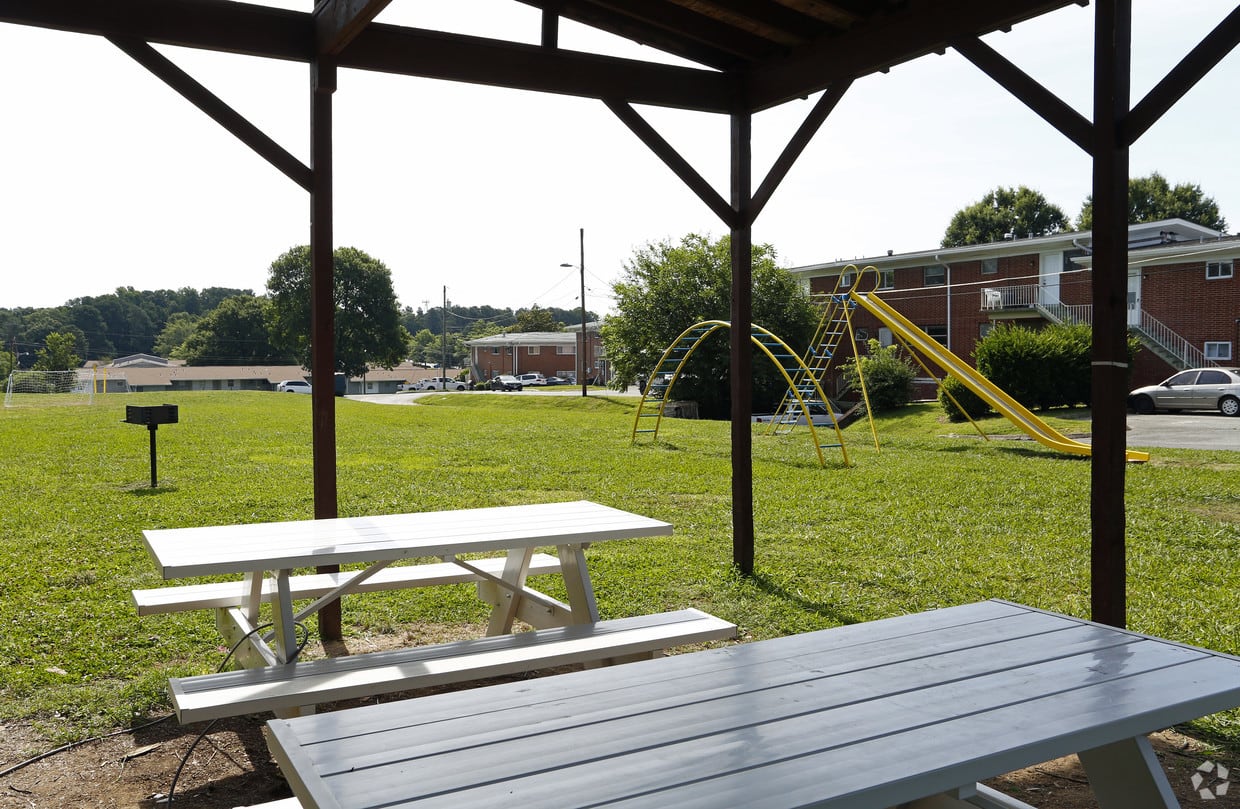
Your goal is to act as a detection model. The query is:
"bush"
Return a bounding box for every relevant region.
[841,339,916,412]
[939,375,991,422]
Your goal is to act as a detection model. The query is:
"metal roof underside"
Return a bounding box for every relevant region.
[1,0,1081,113]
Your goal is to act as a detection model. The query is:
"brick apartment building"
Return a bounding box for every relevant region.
[465,323,608,384]
[789,219,1239,395]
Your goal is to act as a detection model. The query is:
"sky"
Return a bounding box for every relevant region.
[2,2,1237,318]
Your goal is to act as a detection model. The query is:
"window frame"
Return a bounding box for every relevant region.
[1204,341,1232,361]
[981,257,998,276]
[1206,260,1234,280]
[924,265,946,287]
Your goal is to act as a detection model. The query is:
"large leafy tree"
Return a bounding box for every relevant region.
[266,246,412,377]
[942,186,1069,247]
[32,331,81,372]
[180,295,290,365]
[1076,172,1227,231]
[514,306,562,333]
[154,312,201,358]
[603,234,817,419]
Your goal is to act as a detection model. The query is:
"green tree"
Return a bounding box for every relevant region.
[603,234,817,419]
[266,246,411,377]
[33,331,81,372]
[0,348,14,380]
[180,295,289,365]
[1076,172,1227,231]
[514,306,562,333]
[942,186,1069,247]
[153,312,201,358]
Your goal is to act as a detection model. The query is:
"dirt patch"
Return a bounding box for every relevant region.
[2,630,1236,808]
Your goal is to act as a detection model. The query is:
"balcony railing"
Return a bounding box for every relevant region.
[979,284,1039,310]
[1134,309,1214,369]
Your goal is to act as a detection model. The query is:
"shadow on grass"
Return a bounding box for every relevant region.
[123,483,180,495]
[748,570,863,627]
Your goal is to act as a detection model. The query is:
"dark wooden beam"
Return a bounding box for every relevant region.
[750,79,851,221]
[0,0,313,61]
[346,23,732,112]
[953,36,1092,153]
[1089,0,1131,630]
[310,57,341,639]
[1,0,731,113]
[108,37,312,191]
[314,0,392,56]
[1123,3,1240,146]
[604,100,737,226]
[746,0,1078,110]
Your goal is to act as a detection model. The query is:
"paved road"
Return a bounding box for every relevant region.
[1123,412,1240,451]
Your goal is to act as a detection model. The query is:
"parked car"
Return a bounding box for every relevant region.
[409,377,467,391]
[489,375,523,391]
[1128,367,1240,416]
[517,373,547,387]
[544,376,569,386]
[276,379,312,394]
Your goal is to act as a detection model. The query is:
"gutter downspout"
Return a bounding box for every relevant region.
[936,254,952,352]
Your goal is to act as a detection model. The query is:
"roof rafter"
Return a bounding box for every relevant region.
[1,0,731,112]
[314,0,392,56]
[745,0,1080,110]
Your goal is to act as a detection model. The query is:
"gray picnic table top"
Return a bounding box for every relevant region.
[266,599,1240,808]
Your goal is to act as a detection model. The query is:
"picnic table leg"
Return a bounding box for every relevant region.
[1078,735,1180,809]
[557,543,600,625]
[271,569,299,664]
[486,547,535,635]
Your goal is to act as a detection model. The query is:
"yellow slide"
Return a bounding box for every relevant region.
[850,291,1149,463]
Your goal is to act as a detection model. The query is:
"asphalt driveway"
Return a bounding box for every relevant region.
[1123,412,1240,451]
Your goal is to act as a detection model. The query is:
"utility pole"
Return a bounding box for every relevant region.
[441,285,448,390]
[578,228,587,397]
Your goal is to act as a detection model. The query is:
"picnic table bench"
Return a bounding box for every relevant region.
[134,501,735,723]
[266,599,1240,809]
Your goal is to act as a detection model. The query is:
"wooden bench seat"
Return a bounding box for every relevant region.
[170,608,736,724]
[132,553,563,616]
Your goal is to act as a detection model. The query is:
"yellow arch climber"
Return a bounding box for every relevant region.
[631,320,850,468]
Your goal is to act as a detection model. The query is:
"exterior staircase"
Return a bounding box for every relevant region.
[1033,301,1211,371]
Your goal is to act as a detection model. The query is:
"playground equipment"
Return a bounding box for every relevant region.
[631,321,849,468]
[831,265,1149,463]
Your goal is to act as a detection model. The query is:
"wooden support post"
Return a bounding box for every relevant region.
[730,105,755,576]
[1089,0,1131,629]
[310,57,342,641]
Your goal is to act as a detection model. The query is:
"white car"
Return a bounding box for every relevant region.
[410,377,467,391]
[517,373,547,386]
[276,379,312,394]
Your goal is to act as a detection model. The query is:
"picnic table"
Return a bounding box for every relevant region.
[136,501,734,723]
[266,599,1240,809]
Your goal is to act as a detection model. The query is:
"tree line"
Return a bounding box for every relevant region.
[0,248,596,377]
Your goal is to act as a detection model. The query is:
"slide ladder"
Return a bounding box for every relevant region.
[848,289,1149,462]
[770,277,855,435]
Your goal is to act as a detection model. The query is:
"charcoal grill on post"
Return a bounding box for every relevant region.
[124,404,179,487]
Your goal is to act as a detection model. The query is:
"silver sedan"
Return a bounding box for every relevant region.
[1128,367,1240,417]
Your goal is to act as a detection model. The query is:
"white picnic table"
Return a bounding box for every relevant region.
[141,500,673,666]
[266,599,1240,809]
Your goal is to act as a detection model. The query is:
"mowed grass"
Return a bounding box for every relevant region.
[0,392,1236,750]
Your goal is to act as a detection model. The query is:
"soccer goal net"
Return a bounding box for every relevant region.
[4,369,100,407]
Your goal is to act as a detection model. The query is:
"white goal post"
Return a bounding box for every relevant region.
[3,368,125,407]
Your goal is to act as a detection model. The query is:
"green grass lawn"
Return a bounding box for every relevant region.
[0,391,1236,752]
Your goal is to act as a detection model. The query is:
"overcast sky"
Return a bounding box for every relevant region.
[2,1,1236,316]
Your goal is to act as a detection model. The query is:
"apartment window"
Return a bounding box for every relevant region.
[1205,342,1232,361]
[877,270,895,290]
[981,257,998,275]
[854,328,869,342]
[878,327,893,347]
[490,347,500,355]
[556,345,576,355]
[924,265,946,286]
[924,325,948,346]
[1206,260,1234,280]
[980,322,994,339]
[528,346,541,355]
[838,270,855,289]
